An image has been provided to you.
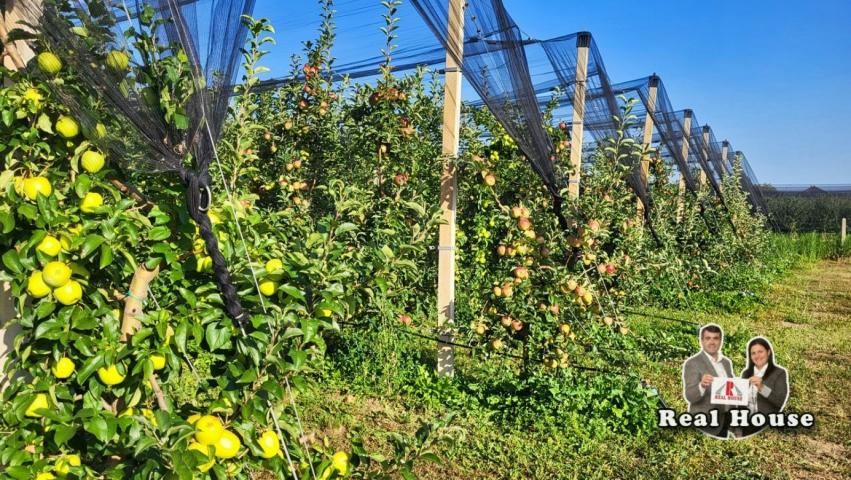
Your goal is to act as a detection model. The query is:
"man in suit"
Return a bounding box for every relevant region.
[682,324,735,438]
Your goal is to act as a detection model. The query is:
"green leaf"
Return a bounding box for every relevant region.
[173,113,189,130]
[35,301,55,320]
[77,353,104,383]
[72,311,97,330]
[74,174,92,198]
[0,170,13,190]
[80,234,105,259]
[34,318,61,339]
[99,244,113,270]
[53,424,77,446]
[84,416,109,443]
[179,288,197,309]
[2,249,22,275]
[37,113,54,133]
[419,452,441,463]
[174,321,189,353]
[280,285,305,301]
[134,436,159,457]
[148,226,171,241]
[289,350,307,371]
[0,210,14,234]
[17,203,38,221]
[334,222,358,236]
[205,323,232,352]
[404,200,426,217]
[380,245,394,259]
[306,232,324,248]
[237,368,257,384]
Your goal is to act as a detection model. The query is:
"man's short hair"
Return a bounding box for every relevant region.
[700,324,723,339]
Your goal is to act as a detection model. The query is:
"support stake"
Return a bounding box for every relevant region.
[568,32,590,199]
[638,75,658,218]
[676,110,693,223]
[436,0,465,377]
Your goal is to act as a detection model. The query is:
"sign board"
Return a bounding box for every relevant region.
[710,378,750,406]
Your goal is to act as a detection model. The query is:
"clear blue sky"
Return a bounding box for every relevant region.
[255,0,851,185]
[504,0,851,185]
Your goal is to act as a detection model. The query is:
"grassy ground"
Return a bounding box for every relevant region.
[296,256,850,479]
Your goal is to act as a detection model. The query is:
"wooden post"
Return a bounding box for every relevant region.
[436,0,465,377]
[676,110,693,223]
[637,75,658,217]
[0,282,20,391]
[700,126,710,188]
[568,32,590,199]
[842,218,847,246]
[1,1,36,70]
[1,0,37,391]
[721,140,730,176]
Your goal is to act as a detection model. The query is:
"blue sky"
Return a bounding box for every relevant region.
[255,0,851,185]
[504,0,851,185]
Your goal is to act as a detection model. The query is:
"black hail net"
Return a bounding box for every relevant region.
[20,0,256,326]
[409,0,569,227]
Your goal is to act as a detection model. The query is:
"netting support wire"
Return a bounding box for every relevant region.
[200,70,313,478]
[435,0,466,379]
[620,308,701,326]
[567,32,590,199]
[268,399,299,480]
[341,319,625,376]
[285,376,317,480]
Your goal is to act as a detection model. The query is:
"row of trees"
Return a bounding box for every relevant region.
[0,2,770,478]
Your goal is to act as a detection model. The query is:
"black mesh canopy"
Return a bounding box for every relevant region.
[21,0,257,325]
[410,0,559,203]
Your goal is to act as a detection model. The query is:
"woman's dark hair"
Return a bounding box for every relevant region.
[742,337,777,379]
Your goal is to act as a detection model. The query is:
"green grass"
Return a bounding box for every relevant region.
[290,236,850,479]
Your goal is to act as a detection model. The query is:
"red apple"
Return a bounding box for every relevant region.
[587,219,601,232]
[393,173,409,186]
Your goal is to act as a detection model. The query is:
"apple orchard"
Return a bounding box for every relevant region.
[0,1,773,479]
